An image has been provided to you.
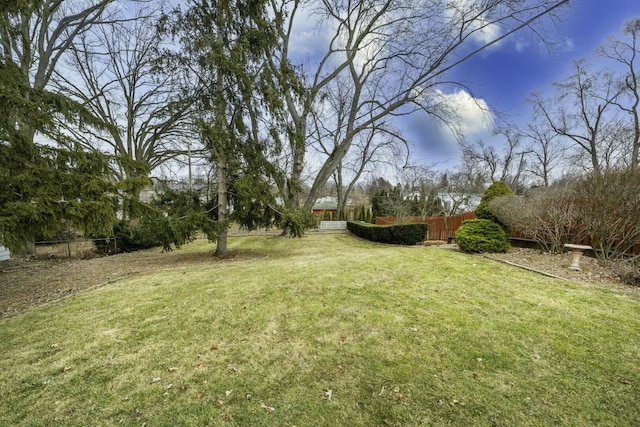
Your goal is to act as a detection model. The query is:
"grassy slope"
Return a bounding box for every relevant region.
[0,234,638,426]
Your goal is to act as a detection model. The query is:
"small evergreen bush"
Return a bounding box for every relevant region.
[455,219,509,253]
[475,181,513,228]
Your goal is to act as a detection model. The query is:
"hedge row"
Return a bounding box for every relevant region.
[347,221,428,245]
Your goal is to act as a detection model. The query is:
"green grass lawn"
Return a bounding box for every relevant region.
[1,234,639,426]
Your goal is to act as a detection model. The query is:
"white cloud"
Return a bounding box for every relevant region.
[288,5,334,59]
[473,19,501,46]
[289,3,388,76]
[435,89,494,138]
[404,89,494,165]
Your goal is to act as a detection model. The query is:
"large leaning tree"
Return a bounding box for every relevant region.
[310,72,410,218]
[264,0,571,233]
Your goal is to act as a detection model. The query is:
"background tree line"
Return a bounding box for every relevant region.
[12,0,639,257]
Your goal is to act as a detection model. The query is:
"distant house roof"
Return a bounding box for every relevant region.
[312,201,338,211]
[311,196,358,211]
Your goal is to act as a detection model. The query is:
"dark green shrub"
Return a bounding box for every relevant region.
[93,219,162,254]
[455,219,509,253]
[279,208,318,237]
[475,181,513,227]
[94,187,221,253]
[347,221,428,245]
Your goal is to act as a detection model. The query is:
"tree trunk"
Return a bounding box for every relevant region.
[215,149,228,256]
[280,120,306,236]
[631,96,640,169]
[303,140,352,212]
[335,167,345,220]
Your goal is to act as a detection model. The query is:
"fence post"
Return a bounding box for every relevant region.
[443,213,450,242]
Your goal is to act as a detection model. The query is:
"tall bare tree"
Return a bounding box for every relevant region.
[521,120,568,187]
[438,169,485,215]
[461,128,531,192]
[531,60,625,175]
[55,3,195,181]
[310,78,409,217]
[266,0,570,221]
[598,18,640,170]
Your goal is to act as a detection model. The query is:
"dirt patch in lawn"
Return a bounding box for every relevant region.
[0,243,261,317]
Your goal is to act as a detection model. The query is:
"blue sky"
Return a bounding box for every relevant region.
[406,0,640,167]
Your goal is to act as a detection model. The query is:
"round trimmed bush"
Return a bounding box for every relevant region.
[455,219,510,253]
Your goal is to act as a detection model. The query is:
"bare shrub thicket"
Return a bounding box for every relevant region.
[573,168,640,258]
[490,188,579,253]
[606,256,640,287]
[492,168,640,259]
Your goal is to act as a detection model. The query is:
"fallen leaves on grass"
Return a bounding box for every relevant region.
[260,403,275,414]
[163,385,173,397]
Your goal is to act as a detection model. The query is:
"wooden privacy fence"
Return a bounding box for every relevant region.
[375,212,476,241]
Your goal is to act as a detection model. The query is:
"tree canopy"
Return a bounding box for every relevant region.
[1,0,585,251]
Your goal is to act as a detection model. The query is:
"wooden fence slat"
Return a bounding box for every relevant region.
[375,212,476,241]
